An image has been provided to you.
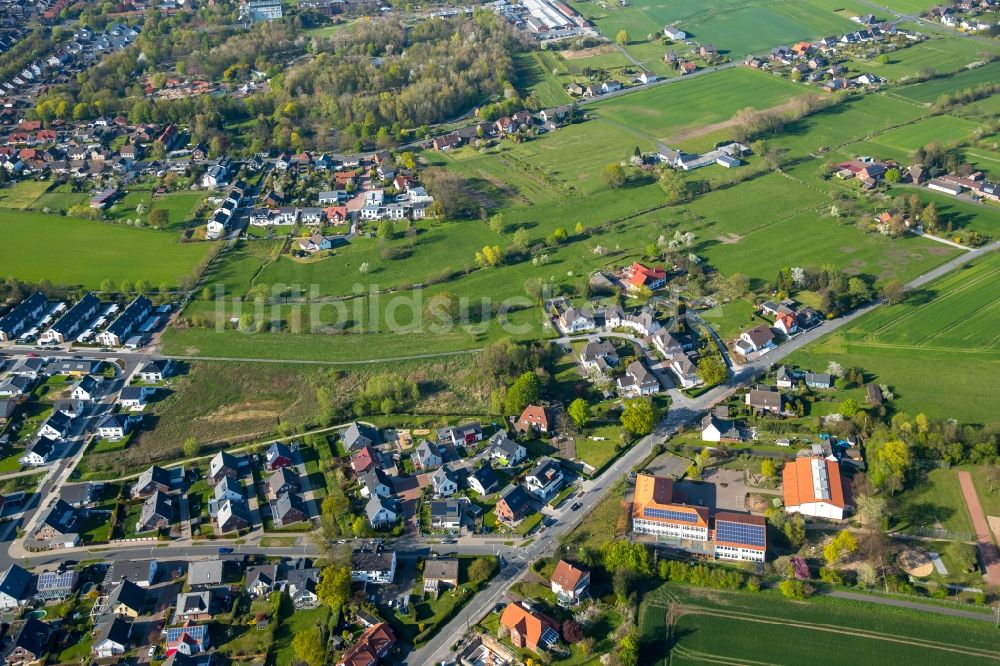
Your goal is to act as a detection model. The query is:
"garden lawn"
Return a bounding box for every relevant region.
[0,210,216,289]
[272,605,330,666]
[860,38,998,81]
[892,467,976,535]
[699,298,767,341]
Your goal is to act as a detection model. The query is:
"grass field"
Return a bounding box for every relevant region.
[643,584,999,664]
[860,38,996,81]
[895,61,1000,103]
[0,181,51,209]
[867,114,980,155]
[893,466,975,535]
[788,253,1000,422]
[566,0,862,58]
[592,67,806,145]
[514,51,573,109]
[0,210,215,288]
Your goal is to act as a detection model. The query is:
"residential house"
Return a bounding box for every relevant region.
[187,560,223,590]
[804,372,833,389]
[209,450,240,483]
[286,566,320,608]
[351,444,379,474]
[365,495,399,528]
[5,618,51,666]
[515,404,550,434]
[430,465,458,498]
[272,491,307,526]
[631,473,709,541]
[617,360,659,397]
[107,579,145,618]
[773,312,797,337]
[423,558,459,596]
[0,375,34,397]
[432,133,462,151]
[174,591,212,622]
[54,399,84,419]
[669,354,701,389]
[246,564,282,597]
[551,560,590,604]
[107,560,158,588]
[663,25,686,40]
[92,616,131,658]
[701,414,742,443]
[429,500,463,530]
[343,422,382,451]
[32,499,81,548]
[557,306,596,334]
[38,410,71,439]
[735,324,775,356]
[350,549,397,585]
[34,569,77,601]
[133,465,171,497]
[0,565,32,609]
[335,623,396,666]
[19,436,58,466]
[468,464,500,496]
[98,413,136,442]
[118,385,153,411]
[70,375,100,401]
[268,467,300,499]
[437,422,483,446]
[39,292,100,344]
[216,498,251,533]
[164,621,210,656]
[413,440,442,470]
[138,359,174,382]
[627,262,667,291]
[489,431,526,467]
[264,442,293,471]
[775,365,795,389]
[783,457,847,520]
[745,387,783,414]
[496,485,533,525]
[651,329,688,357]
[500,602,560,654]
[98,295,152,347]
[524,458,564,501]
[136,491,172,533]
[359,468,392,499]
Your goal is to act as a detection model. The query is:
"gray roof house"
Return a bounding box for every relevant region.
[343,422,382,451]
[0,564,33,609]
[187,559,224,589]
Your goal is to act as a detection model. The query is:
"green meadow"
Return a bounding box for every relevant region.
[0,210,216,288]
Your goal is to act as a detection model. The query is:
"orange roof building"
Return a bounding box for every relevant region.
[500,602,560,653]
[783,457,846,520]
[713,511,767,562]
[550,560,590,603]
[516,404,550,434]
[336,622,396,666]
[627,262,667,290]
[631,473,709,540]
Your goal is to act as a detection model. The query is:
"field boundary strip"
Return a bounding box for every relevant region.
[916,293,1000,350]
[650,602,1000,660]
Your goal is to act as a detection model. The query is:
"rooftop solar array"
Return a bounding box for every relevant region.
[643,507,698,523]
[716,519,765,547]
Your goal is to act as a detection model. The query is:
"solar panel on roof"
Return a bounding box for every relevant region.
[643,507,698,523]
[716,520,765,547]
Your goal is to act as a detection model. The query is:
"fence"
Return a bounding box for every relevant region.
[896,526,973,542]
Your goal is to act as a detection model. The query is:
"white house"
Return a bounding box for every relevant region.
[489,431,526,467]
[0,565,32,609]
[20,437,57,466]
[551,560,590,605]
[70,375,100,401]
[98,414,135,441]
[430,466,458,498]
[118,386,154,411]
[350,549,397,585]
[524,457,564,501]
[92,617,131,658]
[413,440,442,470]
[366,495,399,528]
[616,360,659,397]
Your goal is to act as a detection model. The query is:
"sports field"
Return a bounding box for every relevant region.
[0,210,216,289]
[643,584,999,666]
[788,253,1000,422]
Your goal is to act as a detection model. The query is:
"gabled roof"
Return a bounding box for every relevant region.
[210,450,239,477]
[470,464,500,493]
[344,422,382,449]
[139,491,172,528]
[274,491,306,521]
[527,458,562,486]
[0,564,32,601]
[783,457,845,509]
[498,485,531,518]
[551,560,588,591]
[518,404,549,428]
[11,617,50,658]
[500,602,558,649]
[108,579,145,613]
[135,464,171,491]
[94,615,131,647]
[366,494,397,521]
[360,467,390,496]
[269,467,300,494]
[39,499,79,534]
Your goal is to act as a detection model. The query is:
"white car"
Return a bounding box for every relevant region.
[148,646,157,658]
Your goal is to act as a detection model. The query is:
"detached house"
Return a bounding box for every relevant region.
[0,565,32,609]
[136,491,172,533]
[133,465,172,497]
[468,464,500,496]
[265,442,293,470]
[489,431,526,467]
[430,465,458,498]
[359,467,392,499]
[268,467,300,499]
[209,450,240,483]
[524,458,564,501]
[500,602,560,654]
[343,422,382,451]
[217,498,251,533]
[496,485,533,525]
[413,440,443,470]
[5,618,51,666]
[92,616,131,659]
[735,324,775,356]
[366,495,399,528]
[350,549,397,585]
[118,385,154,411]
[515,404,550,434]
[617,360,659,397]
[746,387,783,414]
[551,560,590,604]
[107,579,145,618]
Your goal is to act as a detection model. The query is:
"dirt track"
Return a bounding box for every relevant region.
[957,470,1000,587]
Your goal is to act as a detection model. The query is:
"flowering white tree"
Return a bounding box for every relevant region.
[791,267,806,288]
[826,361,844,377]
[359,262,370,274]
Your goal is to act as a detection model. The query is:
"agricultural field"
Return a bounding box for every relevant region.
[0,181,51,209]
[591,67,807,146]
[859,38,997,81]
[104,189,207,230]
[0,210,216,289]
[513,51,574,108]
[866,114,980,156]
[566,0,864,58]
[787,253,1000,422]
[642,584,999,665]
[894,61,1000,103]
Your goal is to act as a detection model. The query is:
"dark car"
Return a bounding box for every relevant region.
[218,547,234,554]
[571,502,582,511]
